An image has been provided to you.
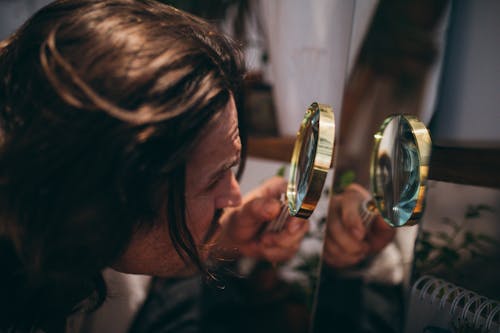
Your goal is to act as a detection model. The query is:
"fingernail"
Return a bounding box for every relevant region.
[288,220,303,233]
[351,227,364,240]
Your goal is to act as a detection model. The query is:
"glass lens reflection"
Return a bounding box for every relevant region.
[374,116,420,226]
[293,110,319,209]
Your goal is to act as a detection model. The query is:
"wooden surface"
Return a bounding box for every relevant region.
[247,137,500,189]
[428,145,500,189]
[247,136,296,162]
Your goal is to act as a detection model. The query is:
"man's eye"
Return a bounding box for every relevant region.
[207,172,225,191]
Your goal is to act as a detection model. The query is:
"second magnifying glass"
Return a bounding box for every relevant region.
[361,114,432,228]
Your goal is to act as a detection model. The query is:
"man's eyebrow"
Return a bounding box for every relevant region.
[216,155,241,176]
[224,125,242,170]
[205,125,241,186]
[206,154,240,184]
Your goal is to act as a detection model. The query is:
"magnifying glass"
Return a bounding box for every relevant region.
[267,102,335,232]
[361,114,432,227]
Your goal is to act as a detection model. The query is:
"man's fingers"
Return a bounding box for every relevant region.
[259,243,300,263]
[260,218,309,248]
[338,193,367,240]
[367,216,396,253]
[328,191,367,241]
[256,218,308,263]
[327,214,369,256]
[322,183,396,269]
[234,197,282,225]
[243,176,287,203]
[323,239,366,268]
[222,197,282,244]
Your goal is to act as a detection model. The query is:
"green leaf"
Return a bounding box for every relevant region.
[338,170,356,191]
[465,205,481,218]
[476,204,495,212]
[440,217,460,231]
[465,204,494,219]
[275,165,286,177]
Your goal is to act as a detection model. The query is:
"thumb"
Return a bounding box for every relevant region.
[242,196,282,222]
[226,197,282,239]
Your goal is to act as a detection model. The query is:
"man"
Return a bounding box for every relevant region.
[0,1,307,331]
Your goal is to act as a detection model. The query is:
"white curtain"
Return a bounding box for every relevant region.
[259,0,355,136]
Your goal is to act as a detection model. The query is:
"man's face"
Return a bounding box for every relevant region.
[113,96,242,277]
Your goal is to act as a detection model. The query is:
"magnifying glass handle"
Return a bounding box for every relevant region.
[266,203,289,232]
[266,196,289,233]
[359,198,378,227]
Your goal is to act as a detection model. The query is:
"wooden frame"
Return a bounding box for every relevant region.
[248,137,500,189]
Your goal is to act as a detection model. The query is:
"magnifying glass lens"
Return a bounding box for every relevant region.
[295,112,319,208]
[395,129,420,224]
[372,115,429,227]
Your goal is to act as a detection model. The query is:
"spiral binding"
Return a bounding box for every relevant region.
[486,307,500,331]
[411,275,499,331]
[474,300,498,330]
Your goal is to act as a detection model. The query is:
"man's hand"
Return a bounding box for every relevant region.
[215,177,309,263]
[323,183,395,268]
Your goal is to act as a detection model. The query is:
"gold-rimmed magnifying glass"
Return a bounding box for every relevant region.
[361,114,432,227]
[267,102,335,232]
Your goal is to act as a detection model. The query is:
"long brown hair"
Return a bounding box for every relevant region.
[0,0,245,331]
